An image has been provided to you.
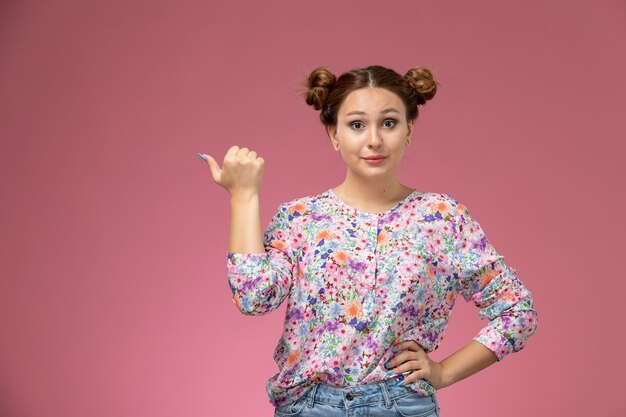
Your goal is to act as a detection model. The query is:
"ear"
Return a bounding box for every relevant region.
[406,121,415,145]
[326,125,340,151]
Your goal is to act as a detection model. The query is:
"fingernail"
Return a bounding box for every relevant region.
[198,153,207,161]
[392,346,397,352]
[385,361,391,368]
[396,380,405,386]
[386,370,394,375]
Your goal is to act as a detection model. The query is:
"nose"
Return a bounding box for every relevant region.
[367,127,383,148]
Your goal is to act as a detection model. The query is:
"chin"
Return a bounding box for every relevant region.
[353,169,392,179]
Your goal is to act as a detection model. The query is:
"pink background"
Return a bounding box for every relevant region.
[1,1,625,416]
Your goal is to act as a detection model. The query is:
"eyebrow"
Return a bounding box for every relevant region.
[346,108,401,116]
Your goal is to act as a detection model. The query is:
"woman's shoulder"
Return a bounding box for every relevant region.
[411,190,459,218]
[396,187,457,206]
[274,189,333,217]
[418,190,458,204]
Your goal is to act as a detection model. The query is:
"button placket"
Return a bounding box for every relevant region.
[373,213,383,287]
[360,214,379,315]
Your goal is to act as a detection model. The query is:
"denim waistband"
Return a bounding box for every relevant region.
[301,378,433,409]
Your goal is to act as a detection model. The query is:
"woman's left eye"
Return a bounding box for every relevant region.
[382,119,397,128]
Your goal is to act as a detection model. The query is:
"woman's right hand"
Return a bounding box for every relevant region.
[200,145,265,195]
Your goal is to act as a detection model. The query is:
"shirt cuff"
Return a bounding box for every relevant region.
[227,251,270,288]
[473,326,513,361]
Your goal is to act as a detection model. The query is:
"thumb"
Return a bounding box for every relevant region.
[203,154,222,183]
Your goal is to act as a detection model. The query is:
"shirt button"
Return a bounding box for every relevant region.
[346,393,355,401]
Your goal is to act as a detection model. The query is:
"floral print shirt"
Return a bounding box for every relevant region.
[226,188,537,407]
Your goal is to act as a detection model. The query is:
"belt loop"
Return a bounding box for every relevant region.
[378,381,392,408]
[306,384,319,407]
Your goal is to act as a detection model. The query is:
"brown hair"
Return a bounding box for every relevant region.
[304,65,437,126]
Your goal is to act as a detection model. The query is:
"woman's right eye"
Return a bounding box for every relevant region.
[350,121,364,129]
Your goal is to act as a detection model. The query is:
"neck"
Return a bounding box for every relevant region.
[333,172,411,207]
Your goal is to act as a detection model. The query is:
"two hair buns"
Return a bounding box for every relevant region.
[305,66,437,111]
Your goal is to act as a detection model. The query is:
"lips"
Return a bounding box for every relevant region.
[362,155,386,165]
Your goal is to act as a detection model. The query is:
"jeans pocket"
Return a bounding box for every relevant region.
[274,395,308,417]
[392,392,437,417]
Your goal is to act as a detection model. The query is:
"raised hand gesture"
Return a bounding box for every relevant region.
[199,145,265,196]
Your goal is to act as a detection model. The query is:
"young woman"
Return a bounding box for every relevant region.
[199,65,537,417]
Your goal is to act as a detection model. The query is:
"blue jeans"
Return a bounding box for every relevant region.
[274,379,440,417]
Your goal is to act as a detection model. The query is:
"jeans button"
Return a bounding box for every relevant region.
[346,393,355,401]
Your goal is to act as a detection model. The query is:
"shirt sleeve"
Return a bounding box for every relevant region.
[226,203,296,316]
[453,201,538,360]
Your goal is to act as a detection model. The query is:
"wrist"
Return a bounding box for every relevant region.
[230,189,259,203]
[437,361,454,389]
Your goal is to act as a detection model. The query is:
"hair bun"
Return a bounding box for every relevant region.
[305,67,336,110]
[404,67,437,104]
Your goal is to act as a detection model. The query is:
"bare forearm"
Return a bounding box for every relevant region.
[200,145,266,253]
[228,191,264,253]
[438,340,498,388]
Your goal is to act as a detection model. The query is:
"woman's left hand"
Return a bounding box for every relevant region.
[385,340,446,389]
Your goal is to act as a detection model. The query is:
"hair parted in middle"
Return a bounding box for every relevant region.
[304,65,438,127]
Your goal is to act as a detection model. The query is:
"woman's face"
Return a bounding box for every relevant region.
[326,87,414,182]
